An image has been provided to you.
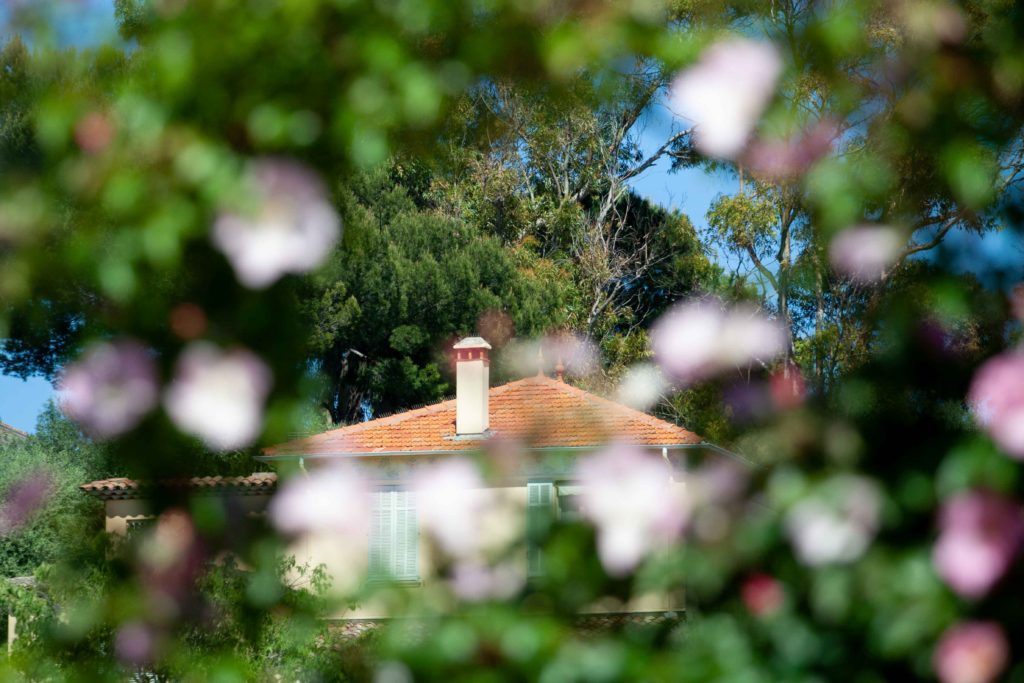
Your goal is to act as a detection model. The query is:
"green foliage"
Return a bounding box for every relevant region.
[5,0,1024,680]
[162,557,360,681]
[307,168,572,422]
[0,404,109,578]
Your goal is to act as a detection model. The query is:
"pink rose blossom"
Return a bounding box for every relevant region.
[503,334,600,379]
[576,445,689,577]
[670,39,783,159]
[745,119,838,179]
[59,339,158,438]
[651,298,788,385]
[74,111,115,154]
[164,342,271,450]
[213,158,340,289]
[544,333,599,377]
[413,459,486,559]
[934,622,1008,683]
[933,491,1023,599]
[1008,284,1024,322]
[450,559,525,602]
[741,573,784,617]
[770,365,807,410]
[115,621,157,667]
[0,471,53,535]
[785,475,882,566]
[829,224,903,283]
[968,352,1024,458]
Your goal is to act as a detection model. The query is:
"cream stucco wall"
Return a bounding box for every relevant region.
[103,495,271,536]
[100,476,686,620]
[104,499,153,536]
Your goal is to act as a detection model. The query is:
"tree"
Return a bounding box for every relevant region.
[0,404,111,577]
[431,71,716,342]
[305,167,572,424]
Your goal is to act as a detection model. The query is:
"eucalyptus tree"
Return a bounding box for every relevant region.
[431,68,716,343]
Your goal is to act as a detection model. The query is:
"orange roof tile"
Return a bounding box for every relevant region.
[263,376,700,457]
[80,473,277,500]
[0,421,28,439]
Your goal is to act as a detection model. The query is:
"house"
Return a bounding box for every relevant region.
[0,421,28,442]
[82,337,715,628]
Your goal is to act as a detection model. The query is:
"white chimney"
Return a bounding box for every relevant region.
[453,337,491,436]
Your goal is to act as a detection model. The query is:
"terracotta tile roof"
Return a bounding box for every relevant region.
[264,376,700,457]
[0,421,28,439]
[80,472,277,500]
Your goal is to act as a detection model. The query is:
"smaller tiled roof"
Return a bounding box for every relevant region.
[0,421,28,439]
[80,473,277,500]
[264,375,700,457]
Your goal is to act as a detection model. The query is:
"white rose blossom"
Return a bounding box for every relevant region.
[651,298,788,385]
[576,445,689,577]
[412,459,487,559]
[829,224,904,283]
[213,158,341,289]
[670,38,783,159]
[164,342,271,450]
[785,475,882,566]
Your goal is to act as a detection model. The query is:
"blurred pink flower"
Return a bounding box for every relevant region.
[934,622,1008,683]
[651,298,788,385]
[745,119,838,179]
[1008,284,1024,322]
[0,471,53,535]
[164,342,271,450]
[968,352,1024,458]
[545,333,599,377]
[137,509,205,612]
[689,457,749,507]
[450,559,524,602]
[74,111,114,154]
[413,459,485,559]
[829,224,904,283]
[115,620,157,667]
[576,446,689,577]
[785,475,881,566]
[741,573,783,617]
[933,491,1023,599]
[213,158,340,289]
[669,38,782,159]
[269,465,371,537]
[59,339,158,438]
[501,334,600,379]
[770,365,807,410]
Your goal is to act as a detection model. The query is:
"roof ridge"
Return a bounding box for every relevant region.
[263,377,544,454]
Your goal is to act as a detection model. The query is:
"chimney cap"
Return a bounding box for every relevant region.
[453,336,492,350]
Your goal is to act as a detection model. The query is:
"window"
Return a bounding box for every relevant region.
[527,482,555,577]
[126,518,155,538]
[369,488,419,582]
[555,484,583,522]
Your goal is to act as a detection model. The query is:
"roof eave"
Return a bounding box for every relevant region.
[256,441,709,461]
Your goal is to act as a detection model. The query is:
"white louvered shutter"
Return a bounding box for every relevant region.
[527,482,554,577]
[369,488,419,581]
[369,490,392,579]
[394,490,419,581]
